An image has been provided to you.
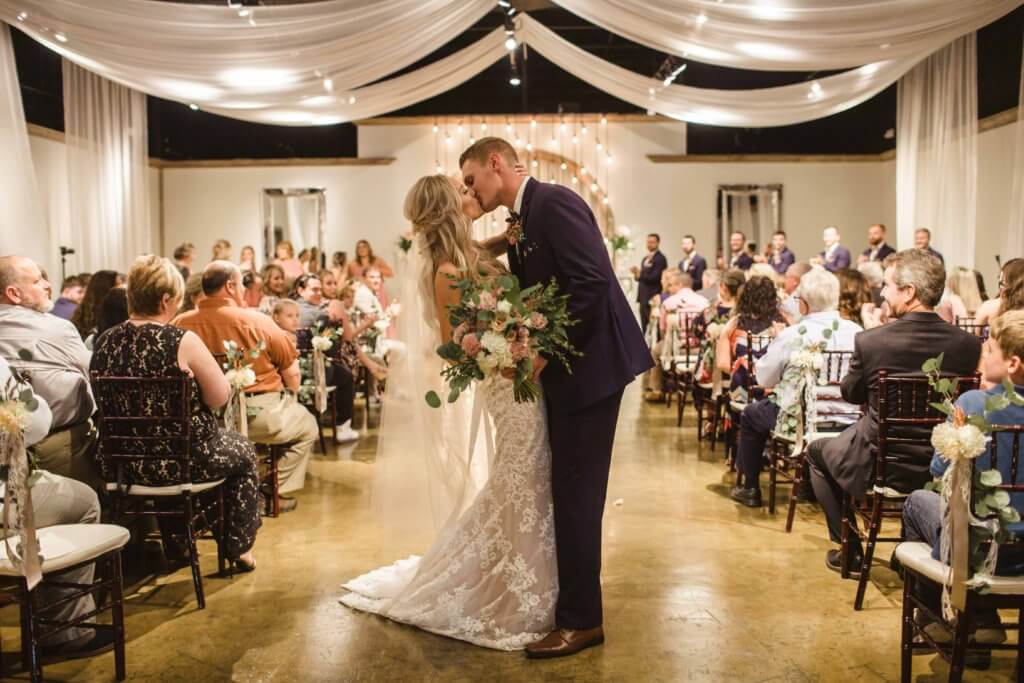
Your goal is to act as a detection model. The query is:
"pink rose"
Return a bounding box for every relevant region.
[510,342,530,361]
[453,321,470,344]
[530,312,548,330]
[478,291,497,310]
[461,333,481,357]
[517,327,530,342]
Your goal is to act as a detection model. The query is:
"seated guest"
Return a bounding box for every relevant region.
[720,231,754,271]
[731,269,862,507]
[91,255,261,566]
[84,287,129,350]
[946,266,983,318]
[293,274,328,329]
[806,249,983,575]
[317,269,341,303]
[175,261,318,507]
[241,269,262,309]
[811,226,851,272]
[901,310,1024,641]
[765,230,796,275]
[698,268,721,304]
[239,245,257,273]
[658,268,681,304]
[914,227,944,264]
[678,234,707,288]
[178,272,205,315]
[0,356,113,660]
[857,260,884,307]
[354,267,397,350]
[977,258,1024,325]
[258,263,288,315]
[273,299,358,444]
[52,275,85,321]
[0,256,100,488]
[173,242,195,280]
[780,262,812,323]
[273,240,305,281]
[334,286,388,382]
[714,275,786,400]
[858,223,895,264]
[642,272,708,401]
[835,269,873,328]
[71,270,122,342]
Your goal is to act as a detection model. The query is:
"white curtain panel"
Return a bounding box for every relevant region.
[520,15,919,127]
[0,25,52,271]
[63,59,151,272]
[0,0,493,122]
[550,0,1020,71]
[896,34,977,268]
[1008,43,1024,260]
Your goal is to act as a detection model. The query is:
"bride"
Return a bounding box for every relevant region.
[339,174,557,651]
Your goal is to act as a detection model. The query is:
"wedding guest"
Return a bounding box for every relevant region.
[212,239,232,262]
[698,268,721,303]
[271,299,301,335]
[643,272,708,401]
[346,240,394,282]
[71,270,123,341]
[714,275,785,399]
[765,230,796,275]
[173,242,195,280]
[179,273,205,315]
[0,355,113,660]
[858,224,895,264]
[678,234,707,289]
[334,285,388,382]
[806,249,982,575]
[329,251,348,284]
[273,240,305,281]
[812,226,852,273]
[294,274,328,329]
[0,256,100,488]
[241,269,262,309]
[92,255,261,567]
[731,268,862,507]
[748,262,780,284]
[857,260,884,307]
[914,227,944,264]
[317,269,340,302]
[87,287,129,348]
[721,231,754,271]
[658,267,681,304]
[835,269,874,328]
[52,275,85,320]
[780,262,812,322]
[258,263,288,315]
[631,233,668,333]
[239,245,257,272]
[977,258,1024,325]
[175,261,318,508]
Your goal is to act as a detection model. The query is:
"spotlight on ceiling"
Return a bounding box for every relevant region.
[508,55,521,87]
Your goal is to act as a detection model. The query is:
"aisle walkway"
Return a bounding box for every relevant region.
[18,383,1015,681]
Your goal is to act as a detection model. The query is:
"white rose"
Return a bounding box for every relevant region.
[476,351,500,376]
[616,225,631,238]
[387,303,402,318]
[480,331,509,356]
[242,368,257,387]
[311,336,332,352]
[706,322,723,340]
[496,300,512,315]
[931,422,988,462]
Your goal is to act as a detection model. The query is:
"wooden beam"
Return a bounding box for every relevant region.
[648,153,888,163]
[151,157,395,169]
[355,113,671,126]
[27,123,64,143]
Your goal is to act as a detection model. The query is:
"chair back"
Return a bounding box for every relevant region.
[664,312,701,369]
[987,424,1024,511]
[295,328,313,354]
[91,375,194,488]
[875,371,980,488]
[955,316,990,341]
[742,332,776,400]
[812,350,862,429]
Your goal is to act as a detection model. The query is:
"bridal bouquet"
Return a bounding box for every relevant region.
[426,273,579,405]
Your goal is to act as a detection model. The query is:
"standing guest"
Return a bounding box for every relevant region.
[84,287,130,350]
[0,256,100,488]
[977,258,1024,325]
[52,275,85,320]
[720,231,754,271]
[678,234,707,288]
[305,247,322,274]
[943,267,982,320]
[698,268,721,304]
[258,264,288,315]
[812,226,852,273]
[643,272,708,401]
[835,269,874,328]
[212,239,232,262]
[273,240,305,281]
[173,242,195,280]
[914,227,944,264]
[175,261,318,509]
[857,261,885,307]
[71,270,123,341]
[346,240,395,282]
[806,249,983,575]
[731,268,862,507]
[91,255,261,566]
[765,230,796,275]
[858,224,895,264]
[780,262,812,323]
[179,273,205,315]
[239,245,257,272]
[631,233,668,333]
[330,251,348,284]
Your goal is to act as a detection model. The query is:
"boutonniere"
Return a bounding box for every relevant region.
[506,212,524,246]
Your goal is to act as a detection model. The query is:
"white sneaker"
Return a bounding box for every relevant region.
[335,421,359,444]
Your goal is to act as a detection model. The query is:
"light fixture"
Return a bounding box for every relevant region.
[436,164,444,173]
[348,95,356,104]
[507,7,516,16]
[590,183,598,192]
[561,122,567,132]
[530,118,537,128]
[860,63,880,76]
[560,162,567,170]
[248,14,256,26]
[457,123,464,133]
[695,13,708,26]
[807,81,824,100]
[497,0,511,6]
[600,116,607,125]
[189,103,199,111]
[505,122,513,133]
[571,135,578,145]
[571,177,578,185]
[322,78,333,92]
[445,133,452,144]
[508,55,521,87]
[581,125,588,134]
[514,137,522,147]
[603,196,610,205]
[549,178,556,184]
[55,32,68,42]
[481,122,488,131]
[580,166,587,176]
[16,12,27,21]
[531,160,538,168]
[238,8,250,17]
[505,36,517,51]
[606,153,613,164]
[469,136,476,144]
[596,141,603,151]
[526,142,533,151]
[509,72,521,87]
[432,123,439,133]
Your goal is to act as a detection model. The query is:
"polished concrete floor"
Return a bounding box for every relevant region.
[5,384,1018,681]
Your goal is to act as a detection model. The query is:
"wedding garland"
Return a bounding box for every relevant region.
[221,340,263,437]
[772,323,838,450]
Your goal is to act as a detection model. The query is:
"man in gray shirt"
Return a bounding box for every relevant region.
[0,256,100,488]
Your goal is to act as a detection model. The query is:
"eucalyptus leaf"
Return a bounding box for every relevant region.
[822,328,832,339]
[1001,507,1022,523]
[930,402,952,416]
[425,391,442,409]
[979,469,1003,487]
[17,349,32,361]
[448,387,461,404]
[498,275,515,291]
[25,398,38,412]
[18,389,32,403]
[985,490,1011,509]
[974,500,991,516]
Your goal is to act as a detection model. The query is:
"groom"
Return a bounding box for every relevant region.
[460,138,652,658]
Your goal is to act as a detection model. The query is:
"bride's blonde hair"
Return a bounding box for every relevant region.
[403,174,502,283]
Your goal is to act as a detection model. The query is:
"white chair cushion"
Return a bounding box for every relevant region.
[105,478,225,497]
[872,485,910,498]
[894,541,1024,595]
[0,524,130,576]
[674,360,697,373]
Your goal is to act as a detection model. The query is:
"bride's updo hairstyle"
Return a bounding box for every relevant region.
[404,174,499,282]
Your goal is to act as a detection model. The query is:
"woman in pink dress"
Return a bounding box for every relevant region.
[273,240,305,281]
[345,240,394,282]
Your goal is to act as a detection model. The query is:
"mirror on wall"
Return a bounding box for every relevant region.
[261,188,326,268]
[716,184,783,263]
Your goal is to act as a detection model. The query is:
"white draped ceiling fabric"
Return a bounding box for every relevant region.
[896,34,977,268]
[63,59,151,272]
[2,1,1018,127]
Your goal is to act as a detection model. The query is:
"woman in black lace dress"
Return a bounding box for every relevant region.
[91,255,260,570]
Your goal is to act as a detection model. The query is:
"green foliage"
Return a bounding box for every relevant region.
[425,391,441,409]
[398,236,413,253]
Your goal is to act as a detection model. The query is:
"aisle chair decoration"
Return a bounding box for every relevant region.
[694,316,728,442]
[221,339,263,437]
[924,353,1023,620]
[0,350,43,589]
[303,322,338,415]
[772,322,839,451]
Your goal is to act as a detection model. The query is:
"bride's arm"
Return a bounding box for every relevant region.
[433,263,461,343]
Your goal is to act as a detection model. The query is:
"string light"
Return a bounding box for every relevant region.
[432,123,439,133]
[531,160,538,168]
[696,13,708,26]
[323,78,334,92]
[55,32,68,42]
[600,115,608,125]
[481,121,488,131]
[16,12,27,21]
[596,141,603,151]
[571,177,578,185]
[457,122,463,133]
[530,118,537,128]
[436,163,443,173]
[347,95,356,104]
[189,103,199,111]
[526,142,533,152]
[505,36,518,51]
[590,183,598,192]
[560,162,568,170]
[581,125,588,134]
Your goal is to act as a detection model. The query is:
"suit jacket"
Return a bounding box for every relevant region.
[636,250,668,305]
[768,248,796,275]
[822,311,982,495]
[509,179,652,413]
[729,252,754,271]
[926,247,944,264]
[821,245,851,272]
[862,243,896,263]
[679,253,707,290]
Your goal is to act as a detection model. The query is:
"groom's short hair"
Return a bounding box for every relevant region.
[459,137,518,168]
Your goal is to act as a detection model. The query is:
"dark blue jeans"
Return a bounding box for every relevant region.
[736,399,779,488]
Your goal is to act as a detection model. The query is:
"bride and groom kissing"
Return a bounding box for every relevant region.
[340,137,651,658]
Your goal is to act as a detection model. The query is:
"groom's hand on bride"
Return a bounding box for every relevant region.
[531,355,548,381]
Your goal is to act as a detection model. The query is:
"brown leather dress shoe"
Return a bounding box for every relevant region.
[524,627,604,659]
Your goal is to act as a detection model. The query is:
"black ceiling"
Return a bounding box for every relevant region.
[11,3,1023,160]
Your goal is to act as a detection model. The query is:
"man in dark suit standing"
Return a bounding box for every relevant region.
[914,227,944,264]
[858,223,896,265]
[720,231,754,271]
[813,225,852,272]
[631,233,667,333]
[678,234,707,290]
[806,249,982,574]
[766,230,796,275]
[462,138,652,658]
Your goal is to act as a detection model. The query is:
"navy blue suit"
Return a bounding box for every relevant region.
[767,248,796,275]
[679,253,708,291]
[861,243,895,263]
[636,250,667,333]
[820,245,852,272]
[509,178,651,628]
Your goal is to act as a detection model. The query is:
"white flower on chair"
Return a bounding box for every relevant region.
[931,421,988,463]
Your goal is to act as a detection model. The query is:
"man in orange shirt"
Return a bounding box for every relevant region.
[175,261,317,510]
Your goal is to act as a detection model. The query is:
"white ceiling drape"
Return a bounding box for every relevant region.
[549,0,1021,71]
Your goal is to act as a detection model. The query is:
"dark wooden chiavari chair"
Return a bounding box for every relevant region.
[726,332,775,475]
[896,425,1024,682]
[295,328,337,454]
[956,316,990,341]
[668,312,702,425]
[843,371,980,611]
